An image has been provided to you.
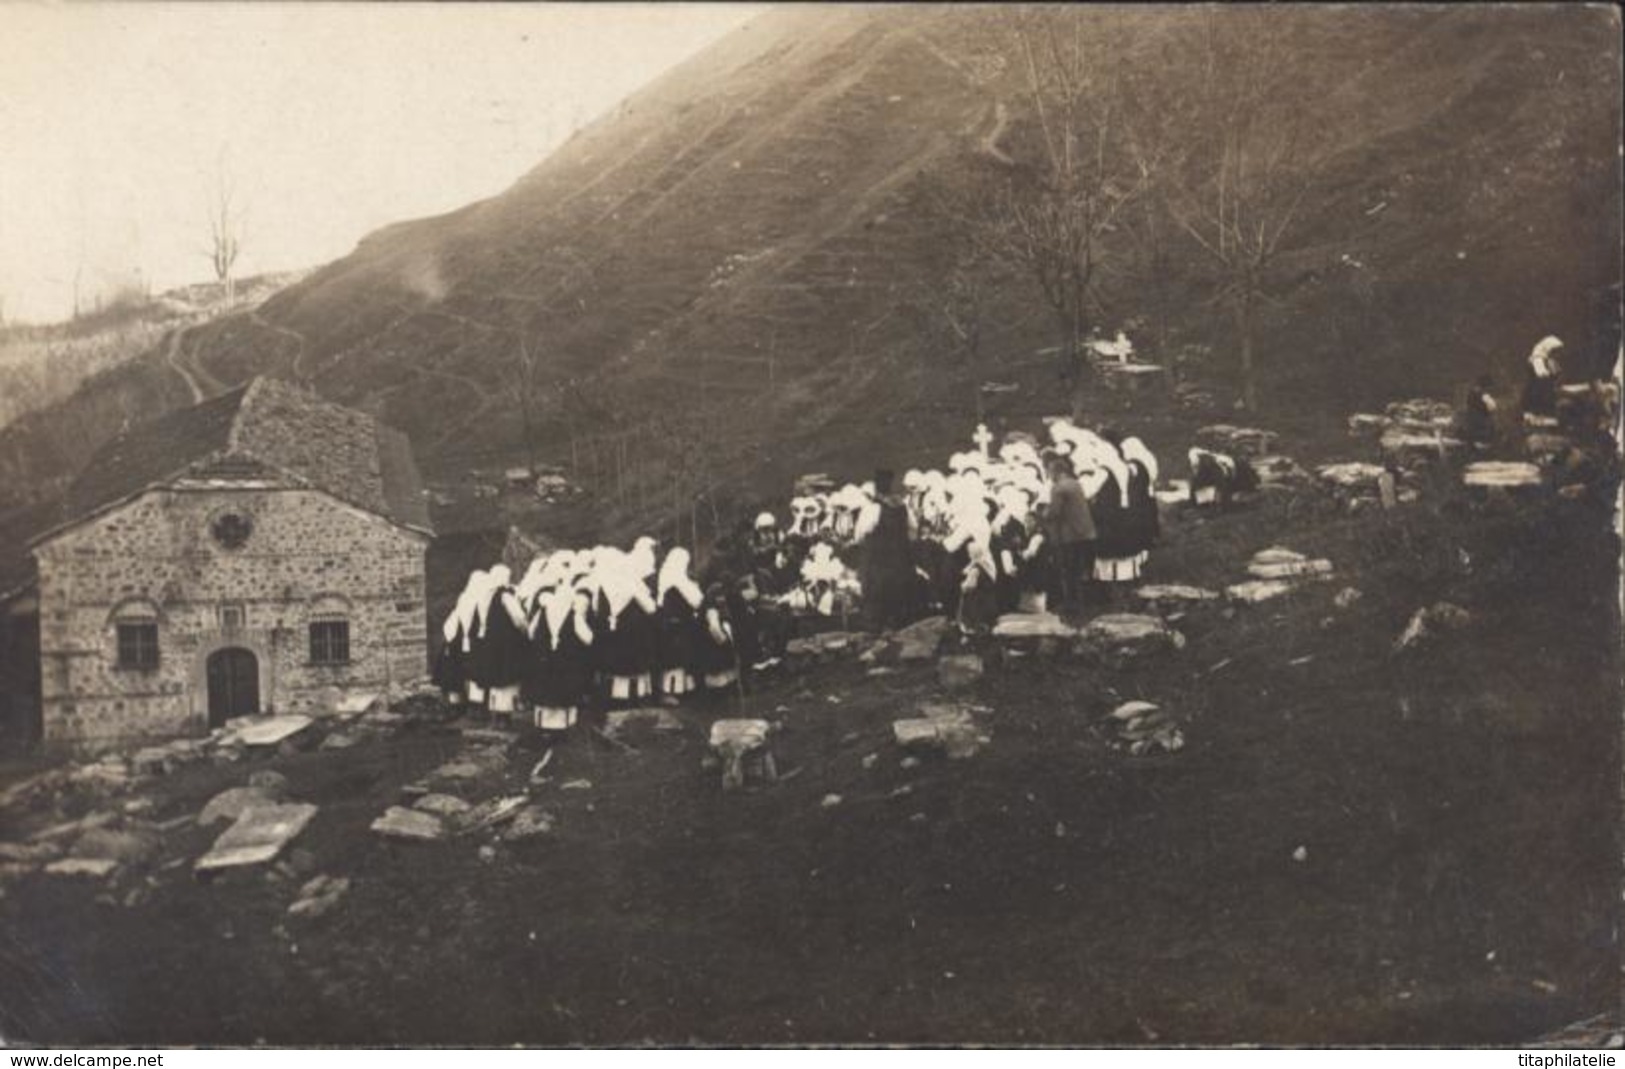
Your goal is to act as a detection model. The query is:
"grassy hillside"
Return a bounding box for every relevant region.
[1,6,1617,538]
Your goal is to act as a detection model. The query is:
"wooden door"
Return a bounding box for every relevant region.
[206,647,259,727]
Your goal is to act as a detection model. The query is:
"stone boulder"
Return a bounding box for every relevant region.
[936,653,985,689]
[1081,614,1179,655]
[370,806,446,842]
[199,786,284,827]
[893,615,950,661]
[992,612,1078,639]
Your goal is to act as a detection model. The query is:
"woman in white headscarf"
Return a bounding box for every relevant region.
[1120,437,1161,569]
[468,564,531,722]
[433,568,487,707]
[654,547,705,699]
[526,581,595,732]
[1080,436,1140,587]
[594,544,659,705]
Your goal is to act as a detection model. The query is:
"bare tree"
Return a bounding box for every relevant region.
[951,9,1155,416]
[1163,11,1324,412]
[205,152,245,306]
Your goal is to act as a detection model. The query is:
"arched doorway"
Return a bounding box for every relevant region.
[206,647,259,727]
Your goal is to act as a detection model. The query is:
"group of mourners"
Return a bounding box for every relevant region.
[432,540,749,730]
[432,417,1196,727]
[724,418,1170,634]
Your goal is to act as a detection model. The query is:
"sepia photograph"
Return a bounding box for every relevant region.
[0,1,1620,1049]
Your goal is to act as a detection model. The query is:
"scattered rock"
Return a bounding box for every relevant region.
[502,806,556,842]
[893,615,950,660]
[708,720,777,790]
[1081,614,1177,655]
[1226,580,1299,604]
[1394,602,1473,653]
[560,778,593,791]
[1136,585,1219,606]
[893,702,991,759]
[1292,845,1308,863]
[604,706,684,736]
[196,803,319,873]
[1197,424,1278,456]
[229,715,315,749]
[861,753,879,770]
[1106,702,1184,755]
[71,826,160,865]
[786,631,869,658]
[1334,587,1364,609]
[199,786,284,828]
[413,793,473,818]
[248,770,290,792]
[820,794,843,809]
[458,727,519,749]
[462,795,530,832]
[1317,462,1387,489]
[1247,558,1334,581]
[287,874,350,920]
[1463,461,1543,488]
[937,653,985,689]
[0,840,63,864]
[369,806,445,843]
[333,691,381,717]
[45,857,119,878]
[992,612,1078,639]
[319,732,359,751]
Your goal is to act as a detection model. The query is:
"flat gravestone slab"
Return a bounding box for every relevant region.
[1464,461,1542,488]
[709,719,770,754]
[1247,559,1334,581]
[196,803,318,873]
[45,857,119,878]
[1137,585,1219,604]
[1226,580,1298,603]
[333,692,380,716]
[231,716,314,748]
[605,707,684,735]
[993,612,1078,639]
[199,786,283,827]
[1083,614,1169,645]
[412,793,472,818]
[1318,463,1386,488]
[371,806,446,842]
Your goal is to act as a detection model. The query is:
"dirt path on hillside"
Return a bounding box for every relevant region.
[160,322,211,403]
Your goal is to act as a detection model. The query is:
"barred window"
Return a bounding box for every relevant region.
[116,622,160,670]
[308,619,351,665]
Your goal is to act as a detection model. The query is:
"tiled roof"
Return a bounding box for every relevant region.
[46,376,432,545]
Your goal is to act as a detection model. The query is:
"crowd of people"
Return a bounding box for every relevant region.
[721,418,1166,633]
[434,418,1178,726]
[433,540,749,730]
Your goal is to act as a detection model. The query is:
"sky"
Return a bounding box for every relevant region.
[0,2,762,324]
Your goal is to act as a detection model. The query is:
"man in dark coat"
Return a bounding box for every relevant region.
[1043,454,1096,613]
[858,468,918,631]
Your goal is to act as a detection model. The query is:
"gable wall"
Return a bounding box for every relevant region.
[34,485,428,750]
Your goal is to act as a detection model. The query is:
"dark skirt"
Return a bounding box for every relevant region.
[526,620,595,709]
[431,627,467,696]
[655,589,706,671]
[599,600,657,678]
[470,597,530,689]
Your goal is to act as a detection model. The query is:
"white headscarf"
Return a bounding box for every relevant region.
[514,554,553,608]
[475,564,526,637]
[596,547,655,625]
[657,547,704,610]
[1530,335,1564,377]
[1121,437,1159,484]
[1078,440,1131,506]
[446,568,486,644]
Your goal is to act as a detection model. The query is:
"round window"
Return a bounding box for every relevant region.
[210,512,254,550]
